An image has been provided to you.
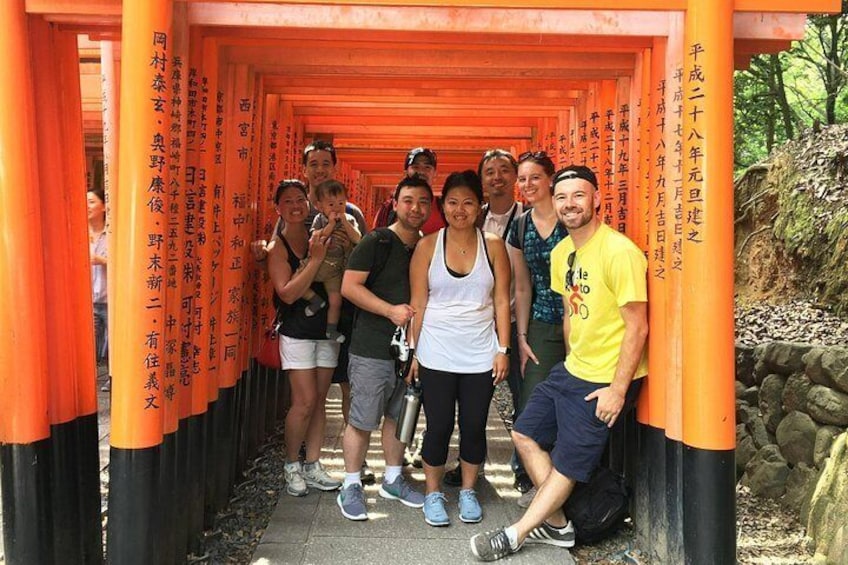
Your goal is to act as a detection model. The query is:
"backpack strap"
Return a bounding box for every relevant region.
[513,209,532,250]
[364,228,395,289]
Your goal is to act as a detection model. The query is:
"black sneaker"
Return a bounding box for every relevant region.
[443,464,462,487]
[444,461,484,487]
[514,472,533,493]
[360,461,376,485]
[525,520,575,548]
[469,528,521,561]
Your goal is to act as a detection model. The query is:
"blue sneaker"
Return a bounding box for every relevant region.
[423,492,450,527]
[379,475,425,508]
[337,483,368,521]
[459,489,483,523]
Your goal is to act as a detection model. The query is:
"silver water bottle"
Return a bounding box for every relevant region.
[395,382,421,445]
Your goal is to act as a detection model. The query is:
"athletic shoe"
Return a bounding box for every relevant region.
[525,520,576,548]
[284,462,308,497]
[469,528,521,561]
[423,492,450,527]
[517,486,537,508]
[444,461,485,487]
[379,476,425,508]
[514,472,533,493]
[302,461,341,491]
[337,483,368,521]
[361,461,376,485]
[458,489,483,523]
[443,463,462,487]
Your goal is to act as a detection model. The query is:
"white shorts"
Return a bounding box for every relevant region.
[279,334,340,370]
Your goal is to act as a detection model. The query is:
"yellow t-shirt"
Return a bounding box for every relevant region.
[550,223,648,384]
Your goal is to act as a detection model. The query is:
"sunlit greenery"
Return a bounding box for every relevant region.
[734,5,847,172]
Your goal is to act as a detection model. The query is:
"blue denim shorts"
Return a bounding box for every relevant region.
[513,363,642,483]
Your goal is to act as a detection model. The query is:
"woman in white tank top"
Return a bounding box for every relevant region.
[409,170,512,527]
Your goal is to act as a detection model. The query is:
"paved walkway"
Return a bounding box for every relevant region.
[251,386,575,565]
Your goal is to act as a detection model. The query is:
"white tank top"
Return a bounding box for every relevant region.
[416,228,498,373]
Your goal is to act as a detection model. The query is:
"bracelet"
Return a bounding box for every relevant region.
[518,332,528,337]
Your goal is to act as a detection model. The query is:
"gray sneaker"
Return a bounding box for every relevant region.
[526,520,575,548]
[302,460,342,491]
[379,475,425,508]
[337,483,368,521]
[284,462,308,497]
[470,528,521,561]
[517,486,537,508]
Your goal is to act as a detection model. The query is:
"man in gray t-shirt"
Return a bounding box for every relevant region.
[336,175,433,521]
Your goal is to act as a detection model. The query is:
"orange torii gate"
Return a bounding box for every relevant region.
[0,1,840,564]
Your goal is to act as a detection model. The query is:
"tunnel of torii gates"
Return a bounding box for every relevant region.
[0,0,841,564]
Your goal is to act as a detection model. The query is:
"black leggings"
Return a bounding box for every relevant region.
[419,365,495,466]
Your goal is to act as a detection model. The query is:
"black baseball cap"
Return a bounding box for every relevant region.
[552,165,598,189]
[404,147,437,170]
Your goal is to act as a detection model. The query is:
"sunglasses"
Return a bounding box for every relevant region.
[566,251,577,288]
[518,150,549,162]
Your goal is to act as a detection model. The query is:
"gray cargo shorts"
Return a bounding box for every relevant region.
[348,354,406,432]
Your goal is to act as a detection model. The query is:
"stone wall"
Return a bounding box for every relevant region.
[736,342,848,563]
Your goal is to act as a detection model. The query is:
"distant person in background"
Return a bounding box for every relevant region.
[88,189,109,390]
[373,147,445,234]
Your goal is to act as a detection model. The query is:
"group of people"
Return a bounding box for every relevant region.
[261,140,649,560]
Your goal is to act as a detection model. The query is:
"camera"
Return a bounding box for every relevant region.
[390,325,410,362]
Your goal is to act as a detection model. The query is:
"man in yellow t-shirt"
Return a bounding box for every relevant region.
[470,165,649,561]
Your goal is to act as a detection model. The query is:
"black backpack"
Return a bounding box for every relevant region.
[564,466,629,544]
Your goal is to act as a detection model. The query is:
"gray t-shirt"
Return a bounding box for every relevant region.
[346,229,414,360]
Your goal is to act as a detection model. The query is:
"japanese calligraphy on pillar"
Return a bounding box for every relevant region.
[578,116,588,164]
[653,77,668,280]
[588,110,600,172]
[209,89,225,367]
[266,118,279,236]
[142,30,170,411]
[164,50,184,400]
[616,101,630,234]
[684,42,706,246]
[671,66,684,272]
[602,107,615,226]
[183,61,200,386]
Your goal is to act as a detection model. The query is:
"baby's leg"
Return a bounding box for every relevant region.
[304,288,326,317]
[324,273,345,343]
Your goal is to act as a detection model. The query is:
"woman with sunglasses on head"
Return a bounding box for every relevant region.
[267,179,343,498]
[409,170,512,527]
[508,151,569,504]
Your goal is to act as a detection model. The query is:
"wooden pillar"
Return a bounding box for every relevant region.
[664,13,686,563]
[0,3,53,561]
[54,26,105,565]
[107,1,173,563]
[598,79,617,227]
[682,0,737,562]
[100,39,120,375]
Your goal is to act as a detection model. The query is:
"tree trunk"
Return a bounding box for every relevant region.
[769,54,795,139]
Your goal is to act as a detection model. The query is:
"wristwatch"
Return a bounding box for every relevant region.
[497,345,511,355]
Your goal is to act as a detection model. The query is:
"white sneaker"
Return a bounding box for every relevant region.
[285,461,308,497]
[302,460,341,491]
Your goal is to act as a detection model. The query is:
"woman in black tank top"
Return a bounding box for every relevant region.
[267,180,342,495]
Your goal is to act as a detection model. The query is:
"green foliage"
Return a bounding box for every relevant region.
[734,7,848,172]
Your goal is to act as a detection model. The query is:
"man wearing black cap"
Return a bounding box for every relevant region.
[373,147,444,234]
[470,165,648,561]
